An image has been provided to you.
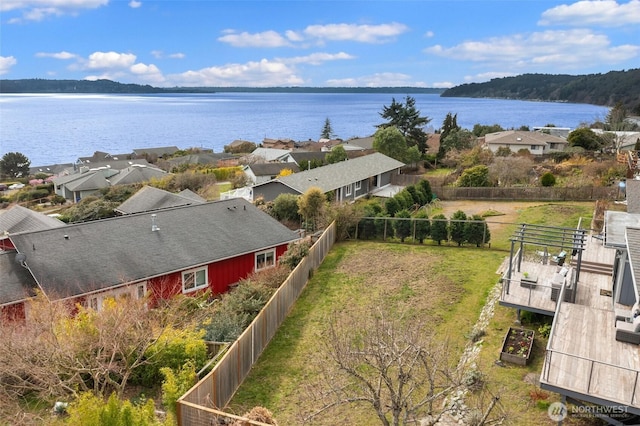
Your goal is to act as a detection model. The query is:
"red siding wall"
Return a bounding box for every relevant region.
[1,303,25,322]
[147,243,290,307]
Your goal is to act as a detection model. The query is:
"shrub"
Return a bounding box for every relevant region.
[540,172,556,187]
[270,193,300,223]
[65,392,162,426]
[161,361,198,416]
[279,241,310,270]
[132,327,207,387]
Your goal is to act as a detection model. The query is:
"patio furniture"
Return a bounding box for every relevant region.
[615,317,640,344]
[550,267,573,302]
[520,274,538,289]
[551,250,567,266]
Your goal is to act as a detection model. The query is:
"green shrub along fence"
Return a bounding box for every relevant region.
[176,222,336,426]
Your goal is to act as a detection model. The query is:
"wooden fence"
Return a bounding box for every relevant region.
[392,174,621,201]
[176,222,336,426]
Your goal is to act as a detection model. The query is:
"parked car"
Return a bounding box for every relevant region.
[8,183,25,190]
[0,184,8,191]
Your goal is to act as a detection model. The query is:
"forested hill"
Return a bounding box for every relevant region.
[0,79,444,95]
[441,68,640,113]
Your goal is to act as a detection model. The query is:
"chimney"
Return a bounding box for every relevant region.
[151,214,160,232]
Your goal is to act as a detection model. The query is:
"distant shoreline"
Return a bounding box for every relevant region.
[0,79,445,95]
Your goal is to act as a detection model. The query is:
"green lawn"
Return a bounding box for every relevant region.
[228,202,596,425]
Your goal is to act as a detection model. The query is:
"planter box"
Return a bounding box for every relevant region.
[500,327,534,366]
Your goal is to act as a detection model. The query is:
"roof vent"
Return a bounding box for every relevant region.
[15,253,27,267]
[516,137,522,141]
[151,214,160,232]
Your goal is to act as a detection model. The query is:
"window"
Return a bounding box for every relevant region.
[182,267,208,293]
[255,249,276,271]
[345,184,352,196]
[90,297,98,311]
[137,284,146,300]
[355,181,362,191]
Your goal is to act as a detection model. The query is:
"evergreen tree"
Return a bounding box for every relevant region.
[0,152,31,178]
[450,210,467,246]
[321,118,334,139]
[439,112,460,158]
[465,214,490,247]
[377,96,431,154]
[430,214,448,245]
[414,209,431,244]
[393,209,412,242]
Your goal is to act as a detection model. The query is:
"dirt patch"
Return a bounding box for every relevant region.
[334,245,462,317]
[437,200,547,233]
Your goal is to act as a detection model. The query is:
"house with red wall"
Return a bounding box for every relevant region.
[1,198,300,321]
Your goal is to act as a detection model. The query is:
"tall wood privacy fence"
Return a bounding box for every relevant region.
[176,222,336,426]
[392,175,620,201]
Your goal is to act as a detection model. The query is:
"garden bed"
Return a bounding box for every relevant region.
[500,327,534,366]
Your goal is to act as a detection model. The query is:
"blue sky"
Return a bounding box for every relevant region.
[1,0,639,88]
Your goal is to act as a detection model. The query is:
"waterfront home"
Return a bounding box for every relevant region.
[484,130,568,155]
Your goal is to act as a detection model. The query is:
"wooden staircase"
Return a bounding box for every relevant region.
[570,259,613,276]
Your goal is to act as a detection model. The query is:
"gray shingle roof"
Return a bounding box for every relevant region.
[255,152,404,194]
[9,199,299,301]
[108,165,167,186]
[245,163,300,176]
[0,205,66,235]
[485,130,568,146]
[0,251,38,306]
[115,186,205,215]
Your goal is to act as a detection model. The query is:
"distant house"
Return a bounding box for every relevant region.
[52,161,167,203]
[592,130,640,151]
[165,152,236,170]
[29,163,74,177]
[77,151,132,165]
[114,185,206,215]
[0,205,66,250]
[262,138,295,150]
[1,199,300,322]
[132,146,180,159]
[343,136,375,150]
[243,163,300,185]
[243,147,291,163]
[252,152,405,203]
[484,130,568,155]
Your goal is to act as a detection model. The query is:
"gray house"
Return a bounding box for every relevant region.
[251,152,405,203]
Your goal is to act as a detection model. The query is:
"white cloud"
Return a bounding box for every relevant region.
[85,51,137,70]
[282,52,355,65]
[218,30,292,48]
[304,22,409,43]
[129,0,141,8]
[2,0,108,22]
[168,59,304,87]
[0,56,17,75]
[424,31,435,38]
[151,50,185,59]
[539,0,640,27]
[326,72,427,88]
[425,29,639,72]
[431,81,455,89]
[35,51,77,59]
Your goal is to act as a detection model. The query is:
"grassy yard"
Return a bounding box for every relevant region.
[228,202,599,425]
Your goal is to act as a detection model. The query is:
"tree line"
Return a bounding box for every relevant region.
[441,68,640,114]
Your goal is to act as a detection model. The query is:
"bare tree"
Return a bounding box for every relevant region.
[301,309,465,426]
[0,288,207,408]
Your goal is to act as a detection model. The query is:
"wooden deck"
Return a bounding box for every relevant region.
[499,229,640,412]
[542,303,640,410]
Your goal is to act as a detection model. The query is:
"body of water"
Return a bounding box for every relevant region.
[0,92,610,167]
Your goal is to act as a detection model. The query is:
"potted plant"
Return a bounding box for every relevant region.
[500,327,534,366]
